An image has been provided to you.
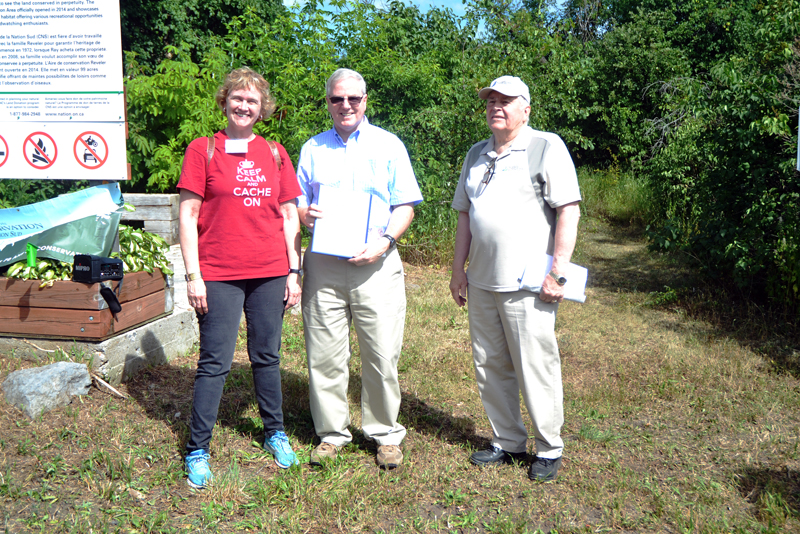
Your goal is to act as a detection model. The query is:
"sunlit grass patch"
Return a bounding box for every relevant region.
[579,166,655,226]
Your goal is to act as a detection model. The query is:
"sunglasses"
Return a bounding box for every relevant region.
[477,157,498,196]
[329,95,365,106]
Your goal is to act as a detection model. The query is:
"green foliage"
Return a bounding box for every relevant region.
[220,3,338,155]
[2,226,173,282]
[574,8,693,168]
[332,1,486,262]
[578,167,654,225]
[120,0,284,71]
[124,6,337,193]
[0,180,90,210]
[111,225,174,275]
[124,45,229,192]
[643,0,800,309]
[4,259,72,286]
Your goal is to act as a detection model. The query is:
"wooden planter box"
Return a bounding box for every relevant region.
[0,269,173,340]
[120,194,180,245]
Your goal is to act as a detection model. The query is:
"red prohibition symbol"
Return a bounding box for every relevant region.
[24,132,58,169]
[74,131,108,170]
[0,135,8,168]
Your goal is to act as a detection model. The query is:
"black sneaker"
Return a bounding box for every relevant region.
[528,455,562,481]
[470,446,526,466]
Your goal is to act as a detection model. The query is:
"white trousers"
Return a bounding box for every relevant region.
[468,286,564,459]
[301,249,407,447]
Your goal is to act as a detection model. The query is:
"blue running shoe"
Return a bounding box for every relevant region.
[185,449,212,489]
[264,430,299,469]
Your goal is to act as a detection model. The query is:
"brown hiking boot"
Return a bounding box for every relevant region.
[310,442,339,466]
[376,445,403,469]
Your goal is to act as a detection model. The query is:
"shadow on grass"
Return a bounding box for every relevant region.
[125,361,315,452]
[735,465,800,522]
[646,285,800,379]
[126,357,482,455]
[582,219,800,379]
[399,395,482,450]
[581,223,696,295]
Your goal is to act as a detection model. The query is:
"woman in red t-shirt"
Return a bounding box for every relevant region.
[177,67,302,488]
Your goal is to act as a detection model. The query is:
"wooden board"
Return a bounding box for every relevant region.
[119,194,180,244]
[120,194,179,221]
[143,220,177,233]
[122,193,179,206]
[0,270,167,310]
[0,289,168,340]
[120,204,179,222]
[143,220,179,245]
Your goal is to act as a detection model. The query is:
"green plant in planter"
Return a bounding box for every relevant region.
[3,226,174,287]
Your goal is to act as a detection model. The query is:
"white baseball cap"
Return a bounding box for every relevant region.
[478,76,530,103]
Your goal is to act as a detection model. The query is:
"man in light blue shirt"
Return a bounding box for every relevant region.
[296,68,423,469]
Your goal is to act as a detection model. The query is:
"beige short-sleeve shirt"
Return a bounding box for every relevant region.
[452,126,581,292]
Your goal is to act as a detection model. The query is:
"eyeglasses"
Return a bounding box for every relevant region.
[477,157,497,195]
[328,95,365,106]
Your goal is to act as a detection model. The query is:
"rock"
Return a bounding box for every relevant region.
[2,362,92,419]
[128,488,147,501]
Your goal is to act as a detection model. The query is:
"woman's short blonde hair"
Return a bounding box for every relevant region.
[215,67,276,122]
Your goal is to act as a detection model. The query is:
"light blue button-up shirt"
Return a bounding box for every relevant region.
[296,117,423,230]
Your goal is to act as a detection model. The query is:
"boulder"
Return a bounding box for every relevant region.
[2,362,92,419]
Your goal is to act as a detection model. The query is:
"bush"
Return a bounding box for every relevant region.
[116,0,799,308]
[0,180,89,210]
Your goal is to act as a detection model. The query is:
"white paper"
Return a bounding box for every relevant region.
[0,2,125,120]
[518,254,588,303]
[311,185,386,258]
[0,1,128,181]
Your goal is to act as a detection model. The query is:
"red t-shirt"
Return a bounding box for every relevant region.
[177,131,301,281]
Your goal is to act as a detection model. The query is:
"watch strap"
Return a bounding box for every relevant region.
[185,272,203,282]
[548,270,567,286]
[383,234,397,249]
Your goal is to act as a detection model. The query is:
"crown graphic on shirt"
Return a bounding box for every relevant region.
[239,160,255,169]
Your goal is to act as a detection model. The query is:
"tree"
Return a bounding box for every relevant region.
[120,0,284,71]
[644,0,800,308]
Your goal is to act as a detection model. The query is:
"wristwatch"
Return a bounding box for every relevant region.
[289,268,303,276]
[185,272,203,282]
[549,270,567,286]
[382,234,397,249]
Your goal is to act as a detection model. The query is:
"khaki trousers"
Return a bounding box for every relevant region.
[468,286,564,459]
[301,249,407,447]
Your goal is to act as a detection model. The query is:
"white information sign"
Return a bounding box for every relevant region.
[0,0,126,180]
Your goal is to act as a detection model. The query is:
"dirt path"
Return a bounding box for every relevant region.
[578,219,691,299]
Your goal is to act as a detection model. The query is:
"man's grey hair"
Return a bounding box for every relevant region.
[326,68,367,96]
[515,96,531,126]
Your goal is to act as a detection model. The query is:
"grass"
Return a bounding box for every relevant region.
[1,216,799,532]
[578,166,655,226]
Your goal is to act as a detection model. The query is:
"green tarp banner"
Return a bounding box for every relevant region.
[0,184,123,268]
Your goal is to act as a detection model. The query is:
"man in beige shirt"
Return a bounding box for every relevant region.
[450,76,581,482]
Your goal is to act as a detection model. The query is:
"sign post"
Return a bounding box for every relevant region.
[0,0,126,181]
